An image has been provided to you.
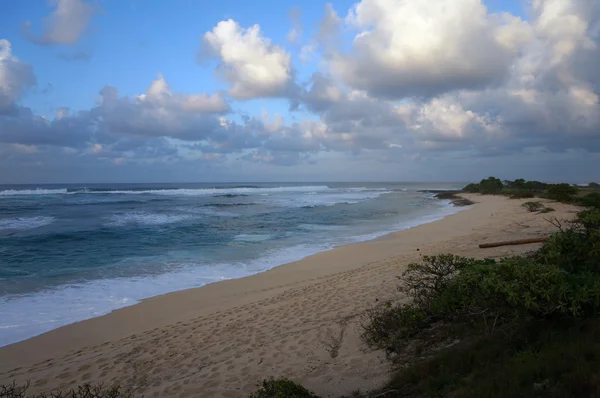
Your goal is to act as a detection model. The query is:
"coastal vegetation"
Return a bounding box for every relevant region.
[462,176,600,206]
[350,181,600,397]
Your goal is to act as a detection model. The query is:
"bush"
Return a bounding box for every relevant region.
[249,379,320,398]
[396,254,486,310]
[545,183,578,202]
[577,192,600,209]
[362,208,600,356]
[478,177,503,195]
[0,383,133,398]
[509,190,535,199]
[361,304,429,354]
[522,201,543,212]
[537,208,600,275]
[462,183,480,193]
[588,182,600,189]
[383,319,600,398]
[540,207,555,213]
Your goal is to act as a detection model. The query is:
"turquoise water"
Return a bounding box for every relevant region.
[0,182,464,346]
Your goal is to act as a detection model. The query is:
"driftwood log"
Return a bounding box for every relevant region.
[479,236,549,248]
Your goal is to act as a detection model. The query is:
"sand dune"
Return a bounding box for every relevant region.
[0,194,580,397]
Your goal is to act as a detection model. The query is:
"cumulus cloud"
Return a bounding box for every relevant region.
[22,0,98,46]
[0,39,36,114]
[135,74,230,114]
[91,74,230,141]
[0,73,232,155]
[292,0,600,160]
[331,0,531,98]
[201,19,294,99]
[443,0,600,152]
[1,69,332,169]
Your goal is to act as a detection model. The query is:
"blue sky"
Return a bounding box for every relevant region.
[2,0,525,116]
[1,0,598,183]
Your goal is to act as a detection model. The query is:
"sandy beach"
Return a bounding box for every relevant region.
[0,194,581,397]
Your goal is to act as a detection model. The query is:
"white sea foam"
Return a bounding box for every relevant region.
[0,189,67,196]
[0,186,334,197]
[270,190,392,208]
[0,216,55,231]
[78,186,332,196]
[0,243,331,347]
[106,212,194,227]
[298,224,346,231]
[233,234,274,242]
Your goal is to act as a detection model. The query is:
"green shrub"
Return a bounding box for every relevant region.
[383,319,600,398]
[588,182,600,189]
[577,192,600,209]
[524,180,548,192]
[540,207,555,213]
[509,190,535,199]
[522,201,543,212]
[397,254,482,310]
[362,208,600,355]
[249,379,320,398]
[545,183,578,202]
[462,183,480,193]
[537,208,600,274]
[361,304,429,353]
[0,383,133,398]
[478,177,503,195]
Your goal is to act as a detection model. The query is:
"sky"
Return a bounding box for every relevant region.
[0,0,599,183]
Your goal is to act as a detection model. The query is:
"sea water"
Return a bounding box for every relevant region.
[0,182,465,346]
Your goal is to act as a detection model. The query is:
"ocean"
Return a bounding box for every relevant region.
[0,182,464,347]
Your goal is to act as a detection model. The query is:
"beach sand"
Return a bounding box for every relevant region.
[0,194,581,397]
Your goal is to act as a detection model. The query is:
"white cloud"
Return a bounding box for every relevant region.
[407,96,502,147]
[135,74,230,114]
[23,0,98,46]
[331,0,532,98]
[201,19,293,99]
[0,39,36,113]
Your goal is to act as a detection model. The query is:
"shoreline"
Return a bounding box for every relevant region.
[0,196,463,348]
[1,194,580,397]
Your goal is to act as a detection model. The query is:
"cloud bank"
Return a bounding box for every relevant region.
[2,0,600,182]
